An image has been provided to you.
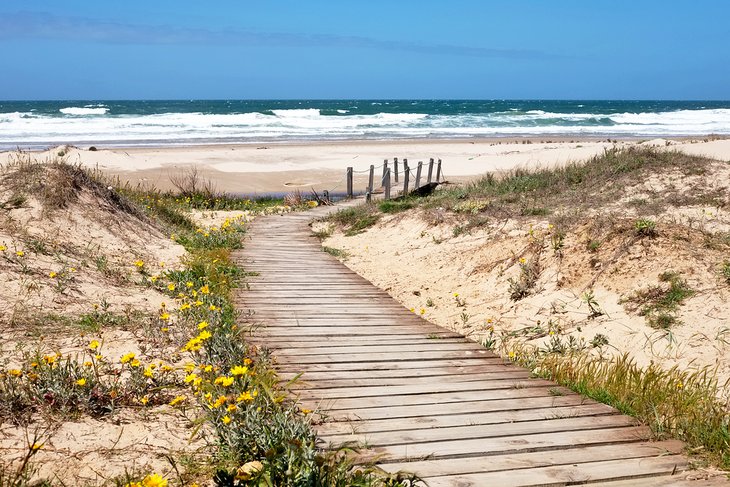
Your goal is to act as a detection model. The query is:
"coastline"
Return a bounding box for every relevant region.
[3,136,730,194]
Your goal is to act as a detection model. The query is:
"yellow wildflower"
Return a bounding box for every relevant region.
[203,364,213,373]
[200,285,210,294]
[130,359,141,368]
[179,303,191,311]
[140,395,150,405]
[89,339,100,350]
[31,442,44,451]
[49,271,57,278]
[212,395,227,408]
[184,373,198,384]
[134,260,144,268]
[141,474,168,487]
[143,366,154,378]
[120,352,136,364]
[169,395,186,407]
[209,304,217,311]
[8,369,22,377]
[16,250,25,257]
[197,321,209,330]
[222,415,232,424]
[0,245,5,251]
[184,363,196,372]
[226,404,237,412]
[76,378,87,386]
[186,281,194,288]
[167,283,175,292]
[83,361,93,367]
[230,365,248,376]
[215,376,234,387]
[159,312,170,321]
[237,391,253,402]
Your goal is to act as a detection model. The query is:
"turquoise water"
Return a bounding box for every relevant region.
[1,100,729,149]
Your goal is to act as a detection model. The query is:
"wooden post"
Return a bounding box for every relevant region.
[382,160,388,187]
[384,168,391,200]
[393,157,399,183]
[436,159,442,182]
[427,158,434,183]
[403,160,410,195]
[346,166,353,198]
[367,164,374,202]
[415,161,423,189]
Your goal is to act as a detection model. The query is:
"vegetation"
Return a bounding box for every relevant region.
[623,271,695,329]
[0,155,415,486]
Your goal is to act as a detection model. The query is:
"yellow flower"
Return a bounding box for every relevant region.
[197,321,209,330]
[0,245,5,251]
[120,352,136,364]
[31,442,44,451]
[508,351,516,360]
[83,361,93,367]
[43,354,57,364]
[89,339,100,350]
[167,283,175,292]
[8,369,22,377]
[237,391,253,402]
[140,395,150,405]
[179,303,191,311]
[519,257,526,264]
[159,312,170,321]
[209,304,217,311]
[226,404,237,412]
[184,373,198,384]
[143,366,154,378]
[76,378,87,386]
[203,364,213,373]
[194,300,204,307]
[134,260,144,268]
[230,365,248,376]
[169,395,186,407]
[186,281,194,288]
[49,271,57,278]
[301,408,312,414]
[222,415,232,424]
[198,329,212,340]
[130,359,141,368]
[215,376,234,387]
[141,474,168,487]
[158,261,165,268]
[200,285,210,294]
[677,382,684,389]
[420,308,425,315]
[184,363,196,372]
[16,250,25,257]
[212,395,227,408]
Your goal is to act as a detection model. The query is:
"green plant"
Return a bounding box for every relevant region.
[623,271,694,328]
[323,246,349,259]
[581,290,604,319]
[721,261,730,284]
[508,257,540,301]
[634,218,657,237]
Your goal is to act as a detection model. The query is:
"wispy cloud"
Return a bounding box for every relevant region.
[0,11,554,60]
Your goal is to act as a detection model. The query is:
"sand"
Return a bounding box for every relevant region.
[4,137,729,195]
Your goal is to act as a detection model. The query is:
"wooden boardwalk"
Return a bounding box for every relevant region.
[233,206,714,486]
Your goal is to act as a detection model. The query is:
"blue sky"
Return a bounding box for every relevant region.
[1,1,728,100]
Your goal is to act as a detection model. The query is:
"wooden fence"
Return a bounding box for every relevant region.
[346,157,443,201]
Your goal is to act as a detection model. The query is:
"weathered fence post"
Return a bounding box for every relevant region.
[382,160,388,187]
[436,159,442,183]
[415,161,423,189]
[384,168,391,200]
[346,166,353,198]
[393,157,399,183]
[367,164,374,202]
[403,160,410,195]
[427,158,434,184]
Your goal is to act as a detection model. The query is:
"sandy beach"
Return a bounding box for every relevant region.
[4,137,730,195]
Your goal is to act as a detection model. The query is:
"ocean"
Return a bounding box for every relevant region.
[1,100,729,150]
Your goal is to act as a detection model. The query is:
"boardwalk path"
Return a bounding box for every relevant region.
[233,206,706,487]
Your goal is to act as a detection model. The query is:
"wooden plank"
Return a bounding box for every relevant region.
[287,371,532,388]
[274,358,508,371]
[305,395,595,421]
[300,386,574,411]
[320,414,636,446]
[275,342,488,355]
[379,441,684,478]
[419,456,686,487]
[363,426,652,462]
[294,378,558,400]
[276,349,496,364]
[280,364,530,380]
[315,403,617,435]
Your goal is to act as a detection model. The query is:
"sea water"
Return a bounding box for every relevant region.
[1,99,729,150]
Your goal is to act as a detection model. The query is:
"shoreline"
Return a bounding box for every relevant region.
[3,136,730,194]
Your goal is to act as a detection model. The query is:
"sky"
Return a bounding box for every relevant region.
[1,1,729,100]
